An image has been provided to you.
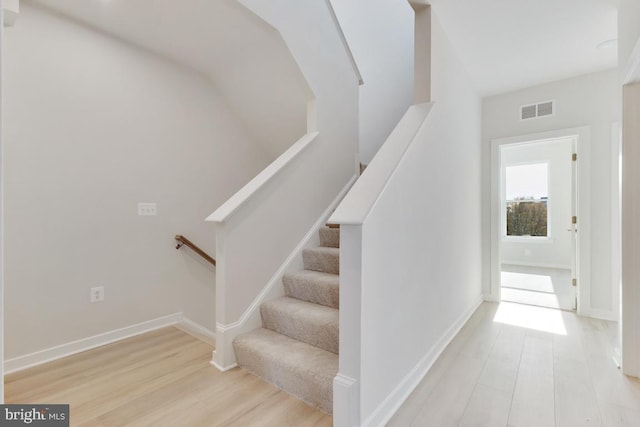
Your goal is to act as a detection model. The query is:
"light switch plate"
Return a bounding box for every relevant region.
[138,203,157,216]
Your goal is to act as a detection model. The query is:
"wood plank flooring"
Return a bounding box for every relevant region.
[501,265,573,310]
[388,302,640,427]
[6,302,639,426]
[4,327,332,427]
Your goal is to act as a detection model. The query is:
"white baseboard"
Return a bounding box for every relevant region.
[362,297,484,427]
[581,307,617,322]
[483,293,499,302]
[501,261,572,270]
[334,374,359,427]
[3,312,203,375]
[210,351,238,372]
[176,317,216,346]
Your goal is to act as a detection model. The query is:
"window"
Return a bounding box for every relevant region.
[505,163,548,237]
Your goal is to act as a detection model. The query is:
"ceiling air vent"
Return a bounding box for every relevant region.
[520,100,555,120]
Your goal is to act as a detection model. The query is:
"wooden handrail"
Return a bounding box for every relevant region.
[175,235,216,267]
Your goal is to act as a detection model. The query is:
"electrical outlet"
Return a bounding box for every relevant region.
[90,286,104,303]
[138,202,157,216]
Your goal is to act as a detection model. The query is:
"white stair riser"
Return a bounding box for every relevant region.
[319,227,340,248]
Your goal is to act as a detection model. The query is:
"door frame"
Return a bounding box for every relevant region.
[612,121,622,367]
[490,127,590,315]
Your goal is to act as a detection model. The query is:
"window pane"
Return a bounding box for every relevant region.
[506,163,548,200]
[505,163,548,237]
[506,201,547,236]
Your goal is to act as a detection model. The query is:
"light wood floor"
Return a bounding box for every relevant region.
[7,304,639,427]
[388,301,640,427]
[501,265,574,311]
[4,327,332,427]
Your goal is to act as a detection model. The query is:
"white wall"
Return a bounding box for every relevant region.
[482,69,620,317]
[0,4,5,403]
[619,0,640,69]
[500,140,573,268]
[331,9,482,425]
[621,82,640,378]
[619,0,640,380]
[24,0,310,161]
[3,3,270,359]
[330,0,415,164]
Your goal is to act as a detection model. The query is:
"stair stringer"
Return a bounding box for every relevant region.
[212,174,356,371]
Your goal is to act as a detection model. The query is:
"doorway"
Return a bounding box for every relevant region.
[491,128,589,313]
[499,138,576,310]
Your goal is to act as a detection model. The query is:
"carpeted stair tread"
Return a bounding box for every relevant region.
[233,328,338,413]
[261,297,339,354]
[303,246,339,274]
[233,226,342,413]
[283,270,339,308]
[319,227,340,248]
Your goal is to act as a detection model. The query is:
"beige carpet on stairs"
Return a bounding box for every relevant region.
[233,226,340,414]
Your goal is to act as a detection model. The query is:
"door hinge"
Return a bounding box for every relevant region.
[572,278,577,287]
[572,216,577,224]
[572,153,577,161]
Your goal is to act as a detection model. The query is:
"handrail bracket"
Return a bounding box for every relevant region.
[174,235,216,267]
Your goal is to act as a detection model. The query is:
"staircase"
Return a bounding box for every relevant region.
[233,226,340,413]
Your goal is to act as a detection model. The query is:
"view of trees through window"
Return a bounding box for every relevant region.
[505,163,548,237]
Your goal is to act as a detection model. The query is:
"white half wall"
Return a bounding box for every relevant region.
[482,69,620,318]
[3,3,270,359]
[500,139,573,268]
[331,9,482,425]
[330,0,415,164]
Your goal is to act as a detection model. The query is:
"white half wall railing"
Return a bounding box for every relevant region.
[330,102,483,426]
[329,103,432,426]
[207,132,317,370]
[207,130,358,372]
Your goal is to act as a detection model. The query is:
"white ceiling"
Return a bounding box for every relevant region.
[30,0,271,82]
[28,0,618,103]
[429,0,619,96]
[29,0,310,159]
